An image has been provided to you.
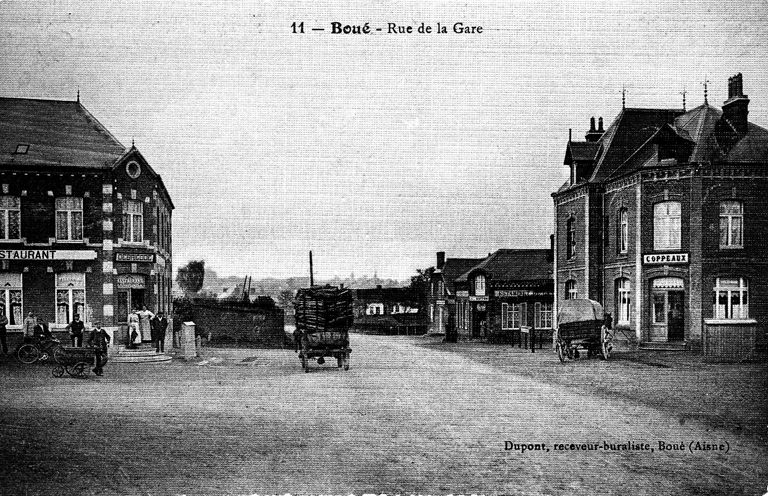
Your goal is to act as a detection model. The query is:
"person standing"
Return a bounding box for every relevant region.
[87,321,110,376]
[137,305,154,342]
[22,312,37,344]
[127,309,141,349]
[0,313,8,355]
[66,314,85,347]
[150,311,168,353]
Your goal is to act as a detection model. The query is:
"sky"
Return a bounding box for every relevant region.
[1,0,767,281]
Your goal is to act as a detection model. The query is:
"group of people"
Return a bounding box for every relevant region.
[127,305,168,353]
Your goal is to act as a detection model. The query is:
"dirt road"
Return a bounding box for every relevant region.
[1,334,766,495]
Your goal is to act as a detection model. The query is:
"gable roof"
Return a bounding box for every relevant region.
[0,97,126,169]
[438,257,485,294]
[455,249,552,283]
[564,141,601,164]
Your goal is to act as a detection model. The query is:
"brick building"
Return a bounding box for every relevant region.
[552,74,768,354]
[0,97,174,343]
[427,252,485,335]
[453,249,553,340]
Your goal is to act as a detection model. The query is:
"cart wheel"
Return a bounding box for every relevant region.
[601,326,613,360]
[71,362,88,378]
[17,344,40,364]
[342,354,349,371]
[52,365,65,378]
[555,342,565,363]
[53,346,66,364]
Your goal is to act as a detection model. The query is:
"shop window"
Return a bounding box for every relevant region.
[0,196,21,241]
[565,280,577,300]
[616,278,631,325]
[618,208,628,254]
[123,200,144,243]
[0,274,23,325]
[653,201,681,250]
[502,303,526,329]
[719,201,743,248]
[474,275,486,296]
[534,302,553,329]
[566,217,576,259]
[55,273,86,324]
[55,197,83,241]
[713,277,749,319]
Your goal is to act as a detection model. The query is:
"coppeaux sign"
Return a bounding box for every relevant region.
[115,252,155,263]
[643,253,689,264]
[0,250,97,260]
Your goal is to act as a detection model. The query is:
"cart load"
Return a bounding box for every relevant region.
[554,299,613,362]
[294,285,353,372]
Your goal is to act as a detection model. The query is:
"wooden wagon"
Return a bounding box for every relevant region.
[294,286,353,373]
[554,299,613,362]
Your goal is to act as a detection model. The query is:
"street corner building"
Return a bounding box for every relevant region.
[0,97,174,346]
[429,249,554,342]
[552,74,768,358]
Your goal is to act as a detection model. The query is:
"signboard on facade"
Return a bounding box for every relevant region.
[115,252,155,263]
[436,300,446,305]
[456,290,469,297]
[469,295,489,302]
[56,272,86,288]
[643,253,689,264]
[116,274,147,289]
[495,289,552,298]
[0,250,97,260]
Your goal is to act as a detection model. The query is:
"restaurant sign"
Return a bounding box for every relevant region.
[116,274,147,289]
[643,253,689,264]
[115,252,155,263]
[0,249,97,260]
[495,289,551,298]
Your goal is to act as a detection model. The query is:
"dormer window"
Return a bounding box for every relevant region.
[15,144,29,154]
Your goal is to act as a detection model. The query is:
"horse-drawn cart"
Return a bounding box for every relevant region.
[554,299,613,363]
[294,285,353,373]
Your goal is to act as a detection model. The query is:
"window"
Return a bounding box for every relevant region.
[15,144,29,154]
[55,197,83,241]
[55,273,86,324]
[713,277,749,319]
[123,200,143,243]
[438,280,445,297]
[0,274,23,325]
[566,217,577,259]
[719,201,743,248]
[616,278,631,325]
[366,303,384,316]
[653,201,681,250]
[535,302,553,329]
[474,275,486,296]
[0,196,21,240]
[565,280,577,300]
[502,303,526,329]
[618,208,628,254]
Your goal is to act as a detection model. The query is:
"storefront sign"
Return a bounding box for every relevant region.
[469,296,489,302]
[436,300,446,305]
[0,250,97,260]
[56,272,85,288]
[456,290,469,297]
[115,252,155,263]
[643,253,689,264]
[495,289,552,298]
[116,274,146,289]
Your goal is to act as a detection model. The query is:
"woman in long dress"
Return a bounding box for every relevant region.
[137,305,155,342]
[128,310,141,348]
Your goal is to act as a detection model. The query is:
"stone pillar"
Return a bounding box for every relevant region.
[164,317,174,352]
[181,321,196,359]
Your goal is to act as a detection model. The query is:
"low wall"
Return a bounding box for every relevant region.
[189,301,285,347]
[703,320,759,362]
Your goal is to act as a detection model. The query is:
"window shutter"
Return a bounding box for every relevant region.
[501,303,508,329]
[534,302,541,328]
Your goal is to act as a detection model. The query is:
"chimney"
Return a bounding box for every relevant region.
[585,116,604,142]
[722,73,750,135]
[598,117,604,132]
[436,251,446,270]
[376,284,382,290]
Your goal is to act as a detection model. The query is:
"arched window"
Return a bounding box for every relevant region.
[474,274,486,296]
[618,208,628,254]
[713,277,748,319]
[566,217,577,259]
[0,196,21,240]
[615,278,631,325]
[719,201,743,248]
[653,201,681,250]
[564,280,577,300]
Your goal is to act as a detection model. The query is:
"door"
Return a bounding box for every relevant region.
[472,303,487,338]
[649,278,685,342]
[667,291,684,341]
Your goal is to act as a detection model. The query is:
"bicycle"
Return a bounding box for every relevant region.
[17,336,64,364]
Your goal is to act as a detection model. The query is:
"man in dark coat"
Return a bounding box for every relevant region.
[150,311,169,353]
[66,314,85,347]
[87,321,110,376]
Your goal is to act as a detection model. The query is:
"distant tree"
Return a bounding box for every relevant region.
[409,266,435,308]
[277,289,295,309]
[176,260,206,295]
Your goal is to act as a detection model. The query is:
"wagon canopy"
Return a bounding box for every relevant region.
[557,299,604,326]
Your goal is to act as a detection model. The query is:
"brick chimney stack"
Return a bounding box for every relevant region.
[585,116,604,142]
[723,73,750,135]
[436,251,446,270]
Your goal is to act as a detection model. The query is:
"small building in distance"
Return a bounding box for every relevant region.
[427,252,485,336]
[352,285,427,335]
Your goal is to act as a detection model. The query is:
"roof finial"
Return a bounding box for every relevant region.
[77,87,80,103]
[680,86,687,111]
[132,137,135,147]
[702,76,710,105]
[621,85,627,109]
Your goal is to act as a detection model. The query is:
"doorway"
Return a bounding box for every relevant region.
[472,303,487,339]
[650,277,685,342]
[117,288,145,322]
